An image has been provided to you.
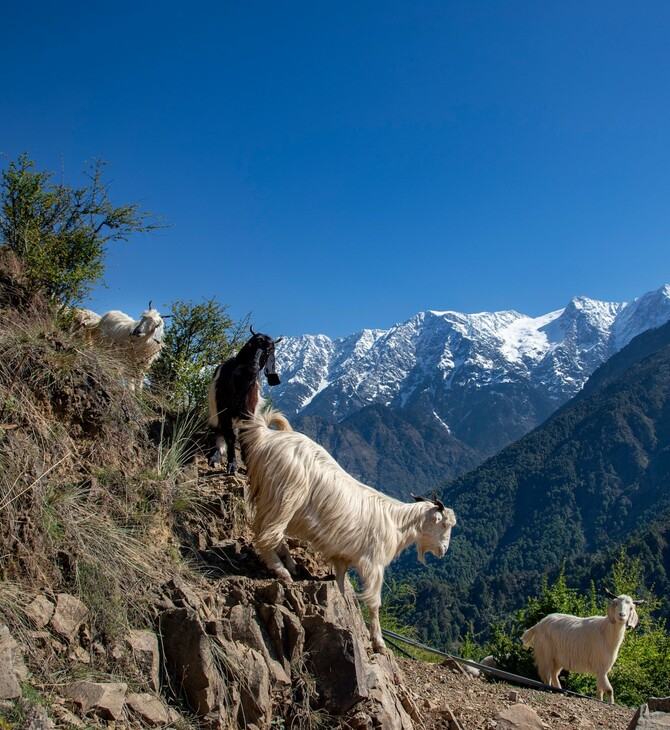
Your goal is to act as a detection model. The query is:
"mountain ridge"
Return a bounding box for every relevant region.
[273,286,670,471]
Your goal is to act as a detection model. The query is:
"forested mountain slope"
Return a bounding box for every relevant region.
[389,322,670,646]
[292,404,481,499]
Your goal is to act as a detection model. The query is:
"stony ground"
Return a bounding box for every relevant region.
[400,655,636,730]
[199,459,638,730]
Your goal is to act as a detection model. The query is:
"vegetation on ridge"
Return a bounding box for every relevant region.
[1,152,162,306]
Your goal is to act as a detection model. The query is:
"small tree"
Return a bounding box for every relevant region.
[0,152,162,306]
[149,297,251,413]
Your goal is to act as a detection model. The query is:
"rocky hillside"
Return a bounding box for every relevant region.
[1,457,639,730]
[0,280,416,728]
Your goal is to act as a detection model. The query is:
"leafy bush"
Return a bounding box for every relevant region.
[148,296,251,413]
[0,152,161,306]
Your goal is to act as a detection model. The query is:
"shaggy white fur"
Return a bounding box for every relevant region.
[87,303,165,389]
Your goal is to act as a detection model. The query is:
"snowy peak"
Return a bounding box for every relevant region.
[272,285,670,453]
[611,285,670,351]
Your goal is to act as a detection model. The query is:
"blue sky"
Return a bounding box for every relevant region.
[2,2,670,339]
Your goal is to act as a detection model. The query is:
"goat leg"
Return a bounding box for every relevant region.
[277,540,298,576]
[208,434,226,468]
[224,425,238,474]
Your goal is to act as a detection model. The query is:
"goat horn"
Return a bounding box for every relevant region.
[411,494,430,503]
[149,300,153,310]
[633,599,646,605]
[274,336,284,344]
[431,491,446,511]
[604,588,618,599]
[250,325,257,335]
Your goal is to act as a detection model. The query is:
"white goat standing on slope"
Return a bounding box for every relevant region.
[238,406,457,653]
[521,590,644,703]
[87,301,167,389]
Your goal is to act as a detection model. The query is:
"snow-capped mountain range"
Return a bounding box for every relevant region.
[273,285,670,457]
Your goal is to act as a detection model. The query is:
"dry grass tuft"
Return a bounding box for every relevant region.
[0,297,196,685]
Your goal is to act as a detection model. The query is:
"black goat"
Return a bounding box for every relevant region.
[207,326,283,473]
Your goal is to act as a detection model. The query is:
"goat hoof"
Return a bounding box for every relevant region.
[208,452,222,468]
[275,569,293,583]
[372,642,388,656]
[226,462,237,475]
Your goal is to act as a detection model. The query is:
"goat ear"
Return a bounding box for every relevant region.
[628,605,640,629]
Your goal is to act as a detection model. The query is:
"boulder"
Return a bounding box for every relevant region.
[496,704,546,730]
[299,581,413,728]
[65,681,127,721]
[0,624,28,700]
[218,640,273,729]
[126,629,160,691]
[159,607,231,726]
[49,594,88,643]
[126,692,170,726]
[24,595,55,629]
[627,697,670,730]
[157,572,418,728]
[227,603,291,686]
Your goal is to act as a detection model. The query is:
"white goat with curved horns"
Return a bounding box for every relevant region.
[87,301,169,389]
[238,406,457,653]
[521,589,644,703]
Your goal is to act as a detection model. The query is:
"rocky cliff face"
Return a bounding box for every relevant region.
[1,465,419,730]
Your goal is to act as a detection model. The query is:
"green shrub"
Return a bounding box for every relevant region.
[0,152,162,307]
[148,296,250,413]
[485,554,670,705]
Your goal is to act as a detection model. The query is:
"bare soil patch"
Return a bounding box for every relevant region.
[401,656,635,729]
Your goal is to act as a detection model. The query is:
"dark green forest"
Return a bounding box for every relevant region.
[387,321,670,649]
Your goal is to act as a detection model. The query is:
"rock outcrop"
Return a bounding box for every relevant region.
[158,569,416,729]
[0,463,419,728]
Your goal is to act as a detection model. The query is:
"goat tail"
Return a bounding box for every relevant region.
[241,404,292,432]
[262,408,292,432]
[521,626,536,647]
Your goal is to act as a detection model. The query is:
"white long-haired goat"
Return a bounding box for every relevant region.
[69,308,102,332]
[238,406,457,653]
[86,301,167,389]
[67,307,102,345]
[521,590,644,703]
